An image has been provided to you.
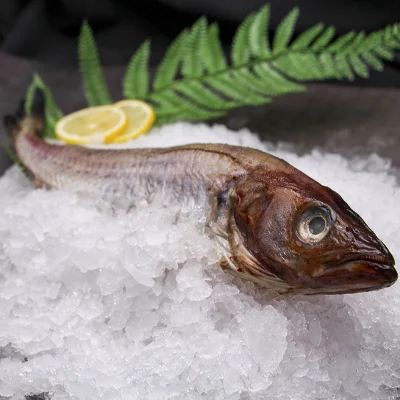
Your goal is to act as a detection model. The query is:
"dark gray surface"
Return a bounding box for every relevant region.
[1,51,400,177]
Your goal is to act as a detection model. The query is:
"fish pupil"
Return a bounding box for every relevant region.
[309,216,326,235]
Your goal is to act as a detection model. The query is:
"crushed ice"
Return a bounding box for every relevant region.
[1,123,400,399]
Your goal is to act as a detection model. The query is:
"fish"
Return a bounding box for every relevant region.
[4,102,397,295]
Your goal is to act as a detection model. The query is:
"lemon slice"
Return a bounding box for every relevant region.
[107,100,155,144]
[56,106,127,145]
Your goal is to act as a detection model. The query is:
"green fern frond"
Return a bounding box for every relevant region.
[175,81,237,110]
[253,64,305,94]
[26,4,400,135]
[203,74,264,103]
[182,17,208,77]
[272,7,299,54]
[25,78,37,115]
[373,45,394,61]
[291,23,323,50]
[123,40,151,99]
[79,21,111,106]
[349,54,369,78]
[327,31,356,52]
[135,8,400,124]
[318,53,341,79]
[25,74,63,138]
[153,29,189,90]
[203,23,227,72]
[149,90,225,123]
[345,32,366,53]
[249,5,271,57]
[363,52,384,71]
[311,26,335,50]
[231,12,255,66]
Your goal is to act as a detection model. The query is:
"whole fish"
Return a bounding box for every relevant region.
[5,110,397,295]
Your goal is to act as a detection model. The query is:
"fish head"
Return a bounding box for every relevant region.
[231,168,397,295]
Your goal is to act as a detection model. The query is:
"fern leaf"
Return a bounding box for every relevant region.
[182,17,208,77]
[175,81,237,110]
[149,91,182,111]
[25,74,63,138]
[153,30,189,90]
[24,4,400,131]
[123,40,150,99]
[383,25,400,48]
[25,78,37,115]
[253,64,305,94]
[34,8,400,128]
[78,21,111,106]
[394,24,400,41]
[36,77,63,125]
[151,91,207,118]
[181,109,226,121]
[153,29,189,91]
[154,109,225,126]
[393,24,400,39]
[327,31,356,53]
[233,68,301,100]
[151,90,226,121]
[231,13,254,66]
[147,10,400,125]
[123,11,400,124]
[363,31,383,51]
[272,53,324,80]
[272,7,299,54]
[362,52,384,71]
[33,75,63,124]
[203,23,227,73]
[291,23,324,50]
[153,114,185,126]
[145,8,400,125]
[232,69,270,96]
[204,74,267,105]
[318,53,342,79]
[249,5,271,57]
[349,54,369,78]
[344,32,366,54]
[373,46,394,61]
[335,54,354,80]
[384,25,392,43]
[311,26,335,50]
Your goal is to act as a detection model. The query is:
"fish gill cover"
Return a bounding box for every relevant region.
[0,123,399,399]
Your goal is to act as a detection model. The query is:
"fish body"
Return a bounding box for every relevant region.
[9,116,398,295]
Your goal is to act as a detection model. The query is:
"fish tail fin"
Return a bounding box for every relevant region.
[3,87,45,144]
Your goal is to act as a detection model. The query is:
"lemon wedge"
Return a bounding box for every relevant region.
[55,105,127,145]
[107,100,155,144]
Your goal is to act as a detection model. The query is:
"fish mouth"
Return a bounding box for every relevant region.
[312,254,398,295]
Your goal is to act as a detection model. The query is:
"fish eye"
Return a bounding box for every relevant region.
[309,216,326,235]
[297,205,334,243]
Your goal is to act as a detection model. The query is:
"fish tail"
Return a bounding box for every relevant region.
[3,87,45,144]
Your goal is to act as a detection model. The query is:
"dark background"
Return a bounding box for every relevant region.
[1,0,400,177]
[1,0,400,83]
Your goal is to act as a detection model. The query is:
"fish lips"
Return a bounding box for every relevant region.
[312,254,398,294]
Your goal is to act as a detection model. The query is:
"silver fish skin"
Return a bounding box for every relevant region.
[11,117,398,295]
